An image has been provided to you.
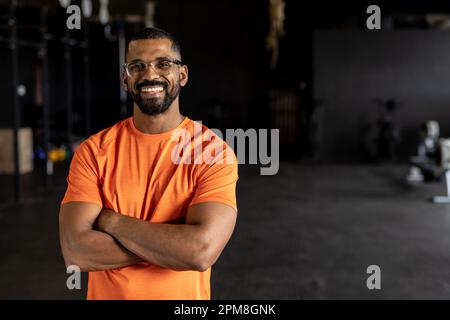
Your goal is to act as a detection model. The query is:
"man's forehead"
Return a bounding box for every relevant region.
[127,38,179,60]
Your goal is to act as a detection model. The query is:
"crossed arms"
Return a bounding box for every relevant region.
[59,201,237,272]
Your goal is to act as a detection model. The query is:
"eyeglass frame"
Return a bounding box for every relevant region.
[123,57,183,77]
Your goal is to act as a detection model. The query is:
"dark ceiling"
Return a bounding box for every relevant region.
[3,0,450,15]
[0,0,149,15]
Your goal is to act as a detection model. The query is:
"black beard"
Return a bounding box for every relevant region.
[130,80,181,116]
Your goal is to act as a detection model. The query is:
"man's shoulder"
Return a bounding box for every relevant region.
[75,118,130,155]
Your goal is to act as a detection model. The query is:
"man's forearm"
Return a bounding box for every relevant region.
[97,210,211,271]
[63,229,143,272]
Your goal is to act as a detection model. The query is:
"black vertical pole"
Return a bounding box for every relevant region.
[83,19,91,136]
[40,7,51,184]
[10,0,21,202]
[64,29,73,144]
[117,20,127,118]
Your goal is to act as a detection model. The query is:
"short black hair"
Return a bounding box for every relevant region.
[126,27,181,57]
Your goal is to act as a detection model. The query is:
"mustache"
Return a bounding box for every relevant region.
[135,80,168,91]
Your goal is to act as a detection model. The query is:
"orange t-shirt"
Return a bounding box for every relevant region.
[61,116,238,300]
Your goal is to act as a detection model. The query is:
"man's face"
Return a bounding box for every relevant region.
[123,38,188,116]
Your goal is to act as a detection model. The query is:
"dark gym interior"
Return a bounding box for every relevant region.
[2,0,450,299]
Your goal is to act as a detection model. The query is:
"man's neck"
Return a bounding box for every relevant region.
[132,104,185,134]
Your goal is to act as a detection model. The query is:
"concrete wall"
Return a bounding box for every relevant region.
[314,30,450,161]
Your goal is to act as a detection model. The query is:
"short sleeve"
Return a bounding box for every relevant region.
[189,147,239,212]
[61,141,103,207]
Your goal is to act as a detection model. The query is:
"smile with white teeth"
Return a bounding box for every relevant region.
[140,86,164,93]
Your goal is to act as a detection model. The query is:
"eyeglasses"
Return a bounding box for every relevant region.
[123,58,182,77]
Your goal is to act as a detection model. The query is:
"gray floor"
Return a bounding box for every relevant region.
[1,162,450,299]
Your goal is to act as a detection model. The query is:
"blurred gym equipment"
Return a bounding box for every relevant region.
[408,120,441,183]
[0,1,149,203]
[407,121,450,203]
[432,139,450,203]
[0,1,51,201]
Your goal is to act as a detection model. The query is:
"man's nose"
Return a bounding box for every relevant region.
[144,63,160,79]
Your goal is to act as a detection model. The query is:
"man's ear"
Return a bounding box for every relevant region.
[180,65,188,87]
[121,71,129,91]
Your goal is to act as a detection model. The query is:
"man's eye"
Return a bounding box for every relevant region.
[157,61,171,69]
[130,62,146,72]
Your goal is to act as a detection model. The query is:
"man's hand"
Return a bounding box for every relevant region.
[93,202,237,271]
